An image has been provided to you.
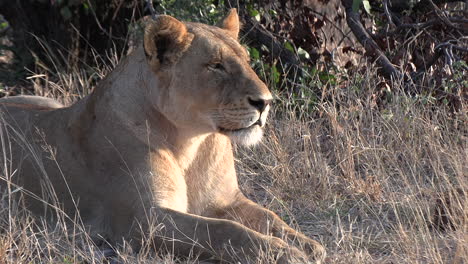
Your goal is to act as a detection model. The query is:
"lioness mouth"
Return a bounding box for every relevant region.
[218,120,262,133]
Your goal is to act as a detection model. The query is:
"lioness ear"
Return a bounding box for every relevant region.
[217,8,240,39]
[144,15,194,72]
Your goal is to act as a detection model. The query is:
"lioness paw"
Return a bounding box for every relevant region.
[285,234,326,264]
[267,237,310,264]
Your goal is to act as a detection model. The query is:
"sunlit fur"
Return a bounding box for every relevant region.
[225,125,264,146]
[0,10,325,264]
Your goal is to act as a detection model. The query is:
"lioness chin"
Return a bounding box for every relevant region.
[0,9,325,264]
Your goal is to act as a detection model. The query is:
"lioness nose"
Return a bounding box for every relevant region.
[248,97,271,112]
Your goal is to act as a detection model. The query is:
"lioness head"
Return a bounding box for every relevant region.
[143,9,272,146]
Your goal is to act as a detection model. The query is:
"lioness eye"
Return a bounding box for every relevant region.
[209,63,225,72]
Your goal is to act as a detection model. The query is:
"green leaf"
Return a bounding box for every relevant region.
[363,0,372,14]
[248,8,261,22]
[249,47,260,60]
[352,0,363,12]
[318,72,337,84]
[284,42,294,53]
[0,22,9,30]
[310,67,318,76]
[271,64,280,84]
[248,8,259,18]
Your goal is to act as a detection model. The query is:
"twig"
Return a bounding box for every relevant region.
[375,17,468,38]
[383,0,396,27]
[451,44,468,53]
[412,41,468,79]
[308,9,355,44]
[146,0,157,20]
[428,0,457,28]
[402,17,467,29]
[85,0,125,41]
[111,0,125,22]
[436,42,456,61]
[413,49,443,78]
[414,0,466,10]
[436,41,468,72]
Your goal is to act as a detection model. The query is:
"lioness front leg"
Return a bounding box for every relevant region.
[150,207,308,263]
[216,193,326,263]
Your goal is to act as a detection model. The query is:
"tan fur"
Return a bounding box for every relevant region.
[0,9,325,263]
[217,8,241,39]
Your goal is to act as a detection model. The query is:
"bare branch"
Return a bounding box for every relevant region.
[376,17,468,38]
[414,0,467,11]
[412,40,468,79]
[240,15,303,78]
[341,0,403,80]
[146,0,157,20]
[383,0,397,27]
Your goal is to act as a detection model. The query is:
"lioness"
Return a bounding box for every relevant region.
[0,9,325,263]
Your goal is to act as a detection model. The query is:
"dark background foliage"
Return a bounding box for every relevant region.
[0,0,466,110]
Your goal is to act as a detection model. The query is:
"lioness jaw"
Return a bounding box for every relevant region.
[0,8,325,264]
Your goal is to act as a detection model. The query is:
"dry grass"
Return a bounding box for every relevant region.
[0,41,466,264]
[237,76,467,263]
